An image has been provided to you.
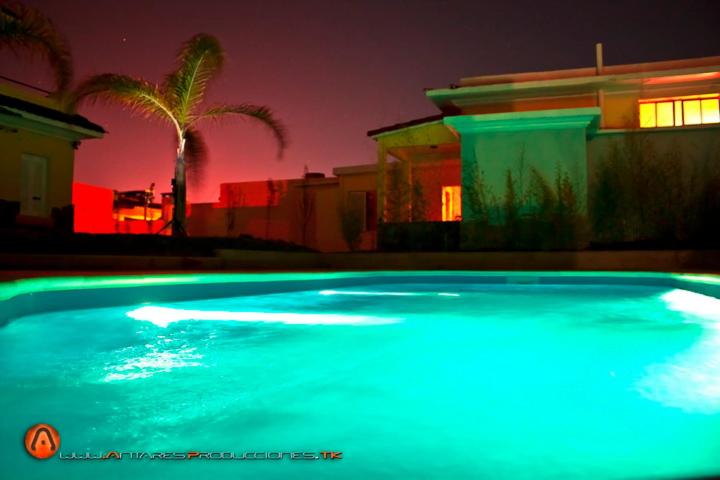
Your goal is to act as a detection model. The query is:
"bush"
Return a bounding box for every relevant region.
[461,161,586,250]
[589,134,720,248]
[338,199,363,251]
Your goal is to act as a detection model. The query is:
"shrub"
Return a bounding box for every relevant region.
[338,198,363,251]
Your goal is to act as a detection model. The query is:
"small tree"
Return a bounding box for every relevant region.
[385,162,410,223]
[465,162,496,224]
[410,178,427,222]
[338,197,363,251]
[297,166,315,246]
[265,178,277,239]
[224,185,244,236]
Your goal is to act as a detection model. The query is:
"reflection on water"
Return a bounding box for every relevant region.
[636,289,720,413]
[126,305,401,328]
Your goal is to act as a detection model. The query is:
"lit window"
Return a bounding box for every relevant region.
[656,102,674,127]
[701,99,720,123]
[684,100,701,125]
[639,94,720,128]
[442,186,461,222]
[639,103,656,128]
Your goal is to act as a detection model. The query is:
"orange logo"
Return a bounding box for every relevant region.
[24,424,60,459]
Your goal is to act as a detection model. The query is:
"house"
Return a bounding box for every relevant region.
[68,49,720,251]
[0,79,104,230]
[368,48,720,248]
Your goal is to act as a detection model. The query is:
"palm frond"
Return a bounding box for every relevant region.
[197,103,288,157]
[70,73,177,127]
[0,1,73,92]
[163,33,224,126]
[183,127,208,187]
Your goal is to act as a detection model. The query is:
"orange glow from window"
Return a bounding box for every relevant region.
[639,93,720,103]
[639,93,719,128]
[643,72,720,85]
[114,206,163,222]
[441,186,461,222]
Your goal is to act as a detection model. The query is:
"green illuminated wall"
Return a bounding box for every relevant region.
[446,108,600,222]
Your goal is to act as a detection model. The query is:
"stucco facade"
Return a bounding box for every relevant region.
[365,53,720,249]
[0,81,104,228]
[179,54,720,251]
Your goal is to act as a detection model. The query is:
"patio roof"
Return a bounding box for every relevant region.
[366,114,444,138]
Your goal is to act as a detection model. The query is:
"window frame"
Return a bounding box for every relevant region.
[639,93,720,129]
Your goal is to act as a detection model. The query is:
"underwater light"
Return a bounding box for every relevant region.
[126,306,399,328]
[660,289,720,321]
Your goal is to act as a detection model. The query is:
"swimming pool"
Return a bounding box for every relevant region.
[2,271,720,479]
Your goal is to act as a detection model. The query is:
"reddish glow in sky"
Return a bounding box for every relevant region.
[3,0,720,202]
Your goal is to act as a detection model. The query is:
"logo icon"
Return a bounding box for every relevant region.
[24,424,60,459]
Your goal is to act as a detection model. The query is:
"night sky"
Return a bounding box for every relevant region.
[3,0,720,202]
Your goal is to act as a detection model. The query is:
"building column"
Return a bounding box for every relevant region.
[376,144,387,223]
[404,156,413,222]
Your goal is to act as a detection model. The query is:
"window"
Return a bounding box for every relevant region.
[639,94,720,128]
[442,186,462,222]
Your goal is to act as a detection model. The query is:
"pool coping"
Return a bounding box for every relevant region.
[1,270,719,326]
[2,249,720,273]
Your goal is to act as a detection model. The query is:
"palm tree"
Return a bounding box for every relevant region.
[0,0,73,93]
[71,33,287,236]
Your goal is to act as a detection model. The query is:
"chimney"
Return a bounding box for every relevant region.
[595,43,605,128]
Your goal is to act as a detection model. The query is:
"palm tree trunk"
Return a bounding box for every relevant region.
[172,137,187,236]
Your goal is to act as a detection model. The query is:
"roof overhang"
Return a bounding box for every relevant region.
[0,93,104,141]
[443,107,601,134]
[427,65,720,111]
[367,116,458,151]
[0,106,104,141]
[367,115,444,138]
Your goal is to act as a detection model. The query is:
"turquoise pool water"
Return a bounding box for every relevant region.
[2,275,720,479]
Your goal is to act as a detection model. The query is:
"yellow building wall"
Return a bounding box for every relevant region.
[310,183,345,252]
[602,92,641,129]
[454,89,712,131]
[187,178,361,252]
[461,94,598,116]
[0,128,75,215]
[336,171,379,250]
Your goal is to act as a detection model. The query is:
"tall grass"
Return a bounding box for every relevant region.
[589,134,720,247]
[464,161,497,224]
[463,158,584,250]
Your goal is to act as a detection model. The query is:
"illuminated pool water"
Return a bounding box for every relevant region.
[2,272,720,479]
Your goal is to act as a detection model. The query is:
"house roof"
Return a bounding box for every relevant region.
[426,55,720,111]
[366,114,444,137]
[0,93,105,134]
[454,55,720,88]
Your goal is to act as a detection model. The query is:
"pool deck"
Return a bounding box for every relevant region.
[1,249,719,280]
